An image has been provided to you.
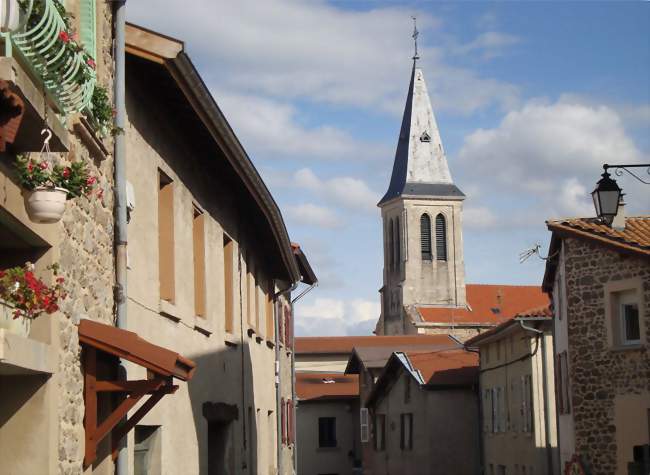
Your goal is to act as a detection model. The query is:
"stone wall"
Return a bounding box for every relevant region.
[563,238,650,475]
[56,1,115,473]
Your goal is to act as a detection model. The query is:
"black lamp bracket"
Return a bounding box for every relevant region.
[603,163,650,185]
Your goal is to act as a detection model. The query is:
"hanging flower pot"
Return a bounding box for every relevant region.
[0,0,23,33]
[0,263,66,338]
[24,186,69,223]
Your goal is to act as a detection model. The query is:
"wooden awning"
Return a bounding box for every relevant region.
[78,319,196,467]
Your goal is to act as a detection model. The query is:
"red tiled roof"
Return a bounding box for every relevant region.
[406,350,478,386]
[465,305,552,347]
[417,284,549,325]
[295,334,454,355]
[296,372,359,401]
[546,217,650,257]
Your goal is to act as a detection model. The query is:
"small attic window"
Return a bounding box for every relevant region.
[490,307,501,315]
[420,132,431,143]
[322,378,335,384]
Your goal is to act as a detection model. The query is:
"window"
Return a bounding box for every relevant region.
[556,351,571,414]
[394,217,401,270]
[281,398,286,444]
[134,425,160,475]
[223,236,234,333]
[318,417,336,448]
[79,0,97,59]
[620,293,640,345]
[491,388,498,433]
[483,389,492,433]
[510,380,519,432]
[388,218,395,270]
[420,131,431,143]
[360,408,369,443]
[400,413,413,450]
[497,465,507,475]
[192,207,206,318]
[420,214,432,261]
[158,171,175,303]
[521,375,533,433]
[255,279,261,335]
[265,281,274,341]
[246,259,254,327]
[605,279,645,348]
[374,414,386,451]
[435,214,447,261]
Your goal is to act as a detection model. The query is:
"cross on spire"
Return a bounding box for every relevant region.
[412,16,419,62]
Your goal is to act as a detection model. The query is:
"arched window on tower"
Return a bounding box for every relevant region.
[436,214,447,261]
[388,218,394,271]
[420,214,432,261]
[394,217,401,270]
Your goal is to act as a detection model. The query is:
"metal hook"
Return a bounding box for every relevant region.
[41,128,52,146]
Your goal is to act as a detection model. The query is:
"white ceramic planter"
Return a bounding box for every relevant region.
[0,300,30,337]
[25,186,68,223]
[0,0,22,32]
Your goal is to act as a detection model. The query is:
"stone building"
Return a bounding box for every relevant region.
[1,5,315,474]
[374,60,548,341]
[465,306,559,475]
[543,214,650,475]
[363,349,480,475]
[1,1,122,473]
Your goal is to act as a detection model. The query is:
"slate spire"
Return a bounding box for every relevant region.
[379,62,464,206]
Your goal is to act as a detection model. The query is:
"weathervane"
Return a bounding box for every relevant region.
[412,16,419,61]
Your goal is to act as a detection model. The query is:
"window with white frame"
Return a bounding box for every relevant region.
[605,279,645,348]
[555,351,571,414]
[619,291,641,345]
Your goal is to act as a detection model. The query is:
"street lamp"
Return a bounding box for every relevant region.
[592,163,650,225]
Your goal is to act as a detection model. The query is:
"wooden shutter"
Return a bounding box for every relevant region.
[223,236,234,333]
[266,283,274,340]
[79,0,97,59]
[360,408,369,443]
[192,209,206,318]
[280,398,286,444]
[158,173,175,303]
[420,214,432,260]
[435,214,447,261]
[555,354,564,414]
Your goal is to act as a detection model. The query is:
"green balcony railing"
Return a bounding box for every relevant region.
[2,0,96,115]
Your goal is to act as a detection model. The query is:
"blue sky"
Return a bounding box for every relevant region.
[129,1,649,336]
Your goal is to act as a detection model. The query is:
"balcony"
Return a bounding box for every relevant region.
[1,0,97,152]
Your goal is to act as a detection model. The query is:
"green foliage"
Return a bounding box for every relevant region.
[15,154,51,190]
[86,86,113,137]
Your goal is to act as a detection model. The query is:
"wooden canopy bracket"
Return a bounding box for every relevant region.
[83,347,179,468]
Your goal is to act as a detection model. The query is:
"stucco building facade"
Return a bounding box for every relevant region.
[466,308,559,475]
[543,215,650,475]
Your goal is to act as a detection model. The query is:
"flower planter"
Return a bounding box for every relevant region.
[0,0,22,32]
[0,301,30,337]
[25,186,68,223]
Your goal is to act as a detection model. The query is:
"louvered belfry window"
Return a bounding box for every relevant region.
[436,214,447,261]
[394,217,401,268]
[420,214,432,261]
[80,0,97,59]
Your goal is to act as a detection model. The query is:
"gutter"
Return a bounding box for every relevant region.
[518,320,554,475]
[113,1,128,474]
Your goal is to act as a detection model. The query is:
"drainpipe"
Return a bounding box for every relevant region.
[113,1,128,474]
[274,282,298,475]
[519,320,553,475]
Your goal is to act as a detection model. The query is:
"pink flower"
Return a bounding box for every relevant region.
[87,58,96,69]
[86,176,97,186]
[39,161,48,170]
[59,31,70,43]
[62,167,71,178]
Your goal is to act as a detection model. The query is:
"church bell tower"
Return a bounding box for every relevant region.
[377,31,466,335]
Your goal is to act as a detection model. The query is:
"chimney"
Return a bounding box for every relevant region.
[611,195,626,231]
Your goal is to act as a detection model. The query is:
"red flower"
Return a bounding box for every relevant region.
[86,176,97,186]
[39,161,48,170]
[59,31,70,43]
[87,58,96,69]
[27,162,33,172]
[62,167,71,178]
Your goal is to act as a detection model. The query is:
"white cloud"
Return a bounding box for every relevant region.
[128,0,519,115]
[464,206,498,229]
[293,168,380,213]
[453,31,520,60]
[457,98,646,222]
[295,298,380,336]
[286,203,343,229]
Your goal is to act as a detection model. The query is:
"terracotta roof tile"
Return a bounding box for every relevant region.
[417,284,549,325]
[296,372,359,401]
[406,350,478,386]
[547,216,650,256]
[295,334,454,355]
